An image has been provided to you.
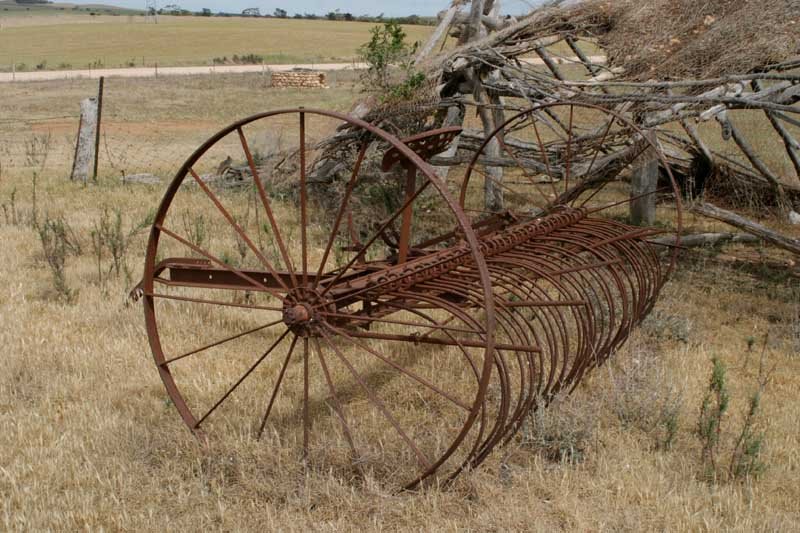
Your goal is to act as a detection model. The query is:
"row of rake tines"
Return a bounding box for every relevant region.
[405,213,665,485]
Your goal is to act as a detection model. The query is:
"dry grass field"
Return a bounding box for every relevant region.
[1,73,799,531]
[0,14,436,70]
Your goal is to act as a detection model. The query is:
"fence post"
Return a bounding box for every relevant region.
[70,97,99,183]
[630,130,659,225]
[92,76,105,181]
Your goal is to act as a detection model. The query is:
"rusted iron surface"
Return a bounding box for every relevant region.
[138,104,680,491]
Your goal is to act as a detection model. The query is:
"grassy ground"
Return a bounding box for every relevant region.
[1,75,799,531]
[0,15,436,70]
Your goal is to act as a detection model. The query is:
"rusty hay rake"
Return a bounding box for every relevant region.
[135,103,681,490]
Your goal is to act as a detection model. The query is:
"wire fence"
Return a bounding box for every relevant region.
[0,70,359,183]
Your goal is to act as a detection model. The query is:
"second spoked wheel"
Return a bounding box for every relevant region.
[142,109,500,490]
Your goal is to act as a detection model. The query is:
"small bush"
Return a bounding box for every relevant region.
[521,394,597,464]
[181,211,207,251]
[606,345,683,450]
[37,214,81,302]
[91,207,153,286]
[697,357,729,482]
[695,342,774,484]
[1,188,20,226]
[358,21,424,102]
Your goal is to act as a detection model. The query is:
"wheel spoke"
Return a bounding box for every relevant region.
[565,104,574,194]
[314,142,369,289]
[156,224,284,300]
[238,127,298,287]
[574,118,615,207]
[195,328,291,428]
[528,114,561,201]
[325,323,472,412]
[318,327,433,471]
[257,334,299,440]
[310,337,361,460]
[317,179,433,298]
[472,165,540,207]
[496,139,550,211]
[162,319,283,366]
[148,290,283,312]
[586,187,670,215]
[302,337,310,459]
[188,167,291,293]
[339,327,540,354]
[319,311,483,337]
[299,112,309,287]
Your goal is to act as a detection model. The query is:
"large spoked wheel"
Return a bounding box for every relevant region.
[453,103,683,454]
[459,102,682,285]
[142,109,498,490]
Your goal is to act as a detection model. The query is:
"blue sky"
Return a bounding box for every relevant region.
[69,0,542,17]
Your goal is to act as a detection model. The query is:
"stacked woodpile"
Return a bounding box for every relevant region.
[271,70,328,89]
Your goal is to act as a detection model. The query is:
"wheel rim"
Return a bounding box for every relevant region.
[142,109,498,489]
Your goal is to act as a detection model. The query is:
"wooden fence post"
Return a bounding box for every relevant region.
[631,130,659,225]
[92,76,105,181]
[70,97,99,183]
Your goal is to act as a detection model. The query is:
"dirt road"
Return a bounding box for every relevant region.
[0,56,605,83]
[0,62,368,83]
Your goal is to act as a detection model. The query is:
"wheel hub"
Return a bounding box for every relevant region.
[282,287,335,335]
[283,303,311,325]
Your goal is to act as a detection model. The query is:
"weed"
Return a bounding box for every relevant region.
[641,309,692,343]
[2,188,20,226]
[181,211,207,251]
[695,338,775,484]
[790,304,800,357]
[233,201,251,266]
[24,132,51,229]
[729,339,774,482]
[37,214,81,302]
[91,207,154,286]
[697,357,729,482]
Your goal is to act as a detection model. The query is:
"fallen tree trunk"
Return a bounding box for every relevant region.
[651,232,760,248]
[690,202,800,256]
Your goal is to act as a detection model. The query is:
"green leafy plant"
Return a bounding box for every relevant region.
[358,21,425,101]
[697,357,729,482]
[696,342,774,484]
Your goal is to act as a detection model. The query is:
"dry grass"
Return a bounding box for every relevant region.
[0,15,436,70]
[1,76,799,531]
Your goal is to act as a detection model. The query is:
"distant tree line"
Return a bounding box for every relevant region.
[148,4,435,25]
